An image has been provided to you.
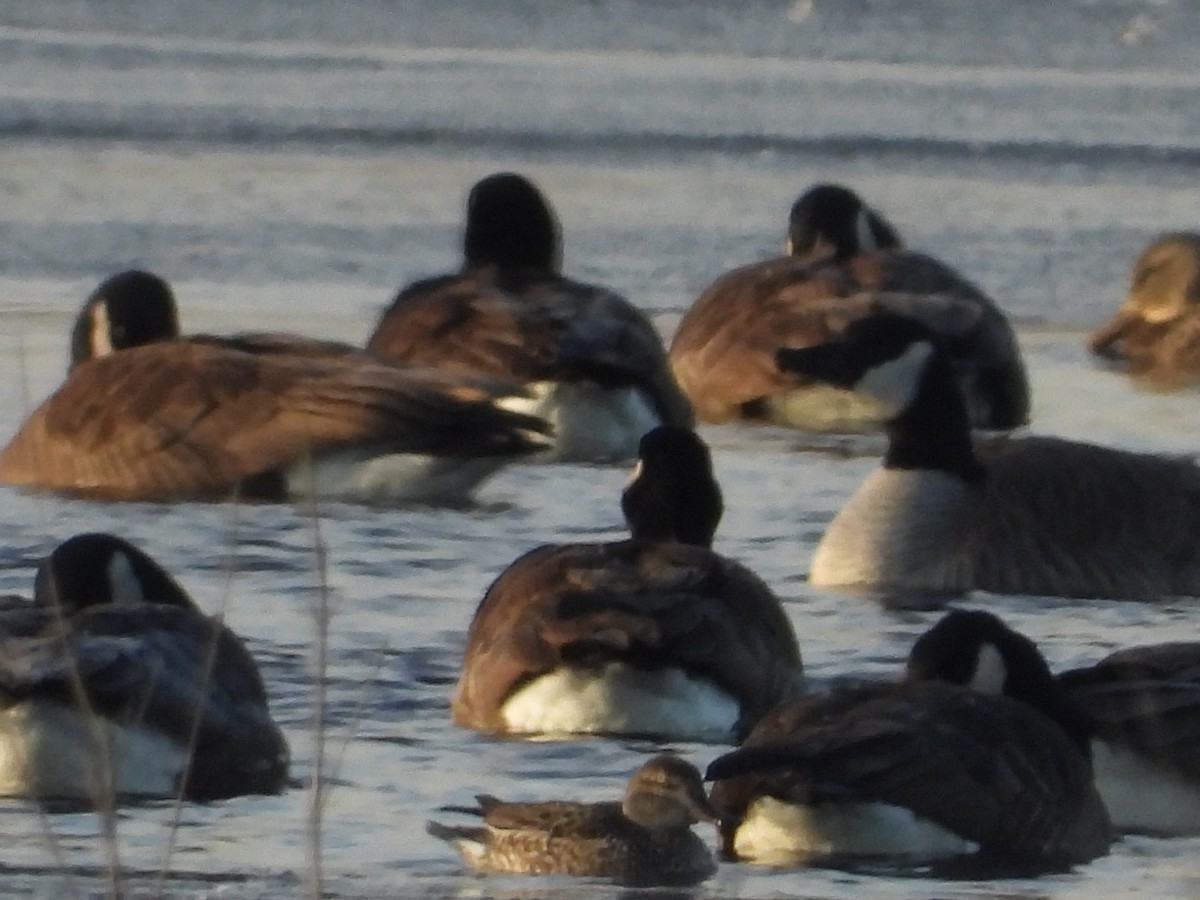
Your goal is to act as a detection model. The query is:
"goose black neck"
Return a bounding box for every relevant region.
[623,480,721,549]
[622,469,721,549]
[1002,666,1095,759]
[883,351,986,483]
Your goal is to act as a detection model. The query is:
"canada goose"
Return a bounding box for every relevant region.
[450,425,802,742]
[909,608,1200,836]
[1089,232,1200,389]
[0,532,288,804]
[706,663,1113,869]
[0,270,551,503]
[427,754,717,886]
[777,311,1200,600]
[669,183,1029,432]
[365,172,693,461]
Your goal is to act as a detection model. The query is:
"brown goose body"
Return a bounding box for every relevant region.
[369,270,690,424]
[814,434,1200,600]
[0,272,548,502]
[451,539,802,741]
[777,312,1200,600]
[451,426,802,742]
[669,184,1027,431]
[0,532,288,803]
[910,609,1200,836]
[1090,232,1200,389]
[707,679,1113,869]
[367,173,691,461]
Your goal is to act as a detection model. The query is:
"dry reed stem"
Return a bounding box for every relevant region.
[299,455,331,900]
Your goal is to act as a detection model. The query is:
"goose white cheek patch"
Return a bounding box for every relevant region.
[856,209,880,252]
[968,643,1009,695]
[855,341,934,416]
[90,302,113,358]
[107,551,146,605]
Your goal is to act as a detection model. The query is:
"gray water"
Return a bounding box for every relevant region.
[2,1,1200,896]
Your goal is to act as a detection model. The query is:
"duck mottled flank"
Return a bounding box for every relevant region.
[910,608,1200,836]
[1090,232,1200,389]
[669,183,1029,432]
[0,532,288,803]
[0,270,550,503]
[366,172,692,461]
[779,311,1200,600]
[450,426,803,742]
[427,754,717,885]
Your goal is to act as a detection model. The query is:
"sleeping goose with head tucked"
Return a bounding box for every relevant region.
[669,183,1028,432]
[0,270,550,503]
[451,425,802,743]
[706,620,1112,871]
[909,608,1200,836]
[0,532,288,804]
[366,172,692,461]
[1090,232,1200,389]
[777,310,1200,600]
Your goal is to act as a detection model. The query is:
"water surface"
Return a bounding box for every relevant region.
[1,1,1200,896]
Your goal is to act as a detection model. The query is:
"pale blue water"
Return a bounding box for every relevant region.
[1,1,1200,896]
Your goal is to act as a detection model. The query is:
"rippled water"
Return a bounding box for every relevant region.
[2,1,1200,896]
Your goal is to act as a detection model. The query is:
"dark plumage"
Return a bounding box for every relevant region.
[910,608,1200,835]
[366,173,692,461]
[0,532,288,803]
[669,183,1028,431]
[450,426,802,742]
[779,311,1200,599]
[0,270,549,502]
[706,678,1112,871]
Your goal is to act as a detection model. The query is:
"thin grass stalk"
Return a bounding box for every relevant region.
[153,496,244,897]
[325,646,387,789]
[42,565,125,899]
[15,332,83,897]
[300,455,330,900]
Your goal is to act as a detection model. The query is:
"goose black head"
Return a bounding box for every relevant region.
[621,426,723,548]
[33,532,197,616]
[775,312,940,420]
[786,183,901,261]
[778,313,983,480]
[69,270,181,369]
[907,608,1093,754]
[463,172,562,273]
[907,609,1056,696]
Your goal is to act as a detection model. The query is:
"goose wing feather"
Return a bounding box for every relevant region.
[1059,644,1200,776]
[707,683,1111,862]
[669,258,865,421]
[969,437,1200,598]
[369,273,690,425]
[0,340,547,499]
[451,541,801,735]
[0,603,286,798]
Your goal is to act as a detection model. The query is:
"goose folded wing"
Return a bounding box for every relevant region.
[525,279,692,425]
[1059,664,1200,777]
[368,275,559,381]
[1,341,546,499]
[708,685,1105,859]
[670,261,869,418]
[70,604,287,796]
